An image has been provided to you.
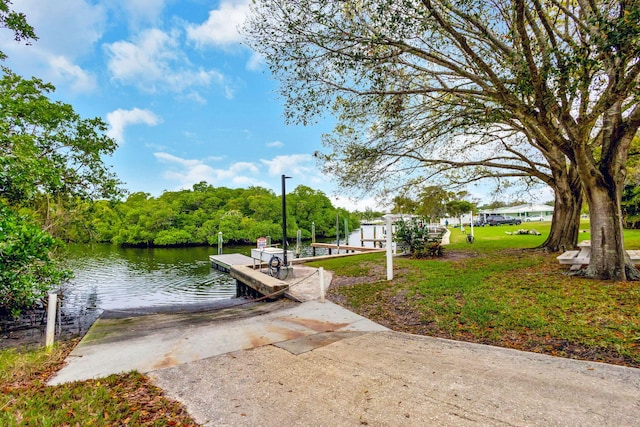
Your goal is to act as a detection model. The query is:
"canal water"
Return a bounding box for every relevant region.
[63,244,238,312]
[62,225,388,313]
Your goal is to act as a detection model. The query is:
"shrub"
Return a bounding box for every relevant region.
[394,217,446,257]
[0,203,71,316]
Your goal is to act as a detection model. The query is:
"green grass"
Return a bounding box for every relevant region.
[0,344,196,426]
[312,224,640,366]
[448,219,640,249]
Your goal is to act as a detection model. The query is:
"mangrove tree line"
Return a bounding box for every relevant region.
[43,182,359,247]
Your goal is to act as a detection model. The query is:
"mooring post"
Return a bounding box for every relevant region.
[335,214,340,252]
[319,267,325,303]
[384,214,393,280]
[296,229,302,258]
[45,293,57,350]
[218,232,223,255]
[343,218,348,247]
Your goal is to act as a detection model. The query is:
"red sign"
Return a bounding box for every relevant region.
[257,237,267,248]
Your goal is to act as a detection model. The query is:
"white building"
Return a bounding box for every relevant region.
[477,204,554,221]
[439,204,554,227]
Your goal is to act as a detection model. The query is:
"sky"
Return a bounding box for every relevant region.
[1,0,552,211]
[0,0,380,210]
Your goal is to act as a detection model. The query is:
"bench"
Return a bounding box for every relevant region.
[625,250,640,261]
[557,250,590,270]
[558,245,640,270]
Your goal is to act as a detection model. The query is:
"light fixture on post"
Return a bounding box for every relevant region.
[281,174,291,267]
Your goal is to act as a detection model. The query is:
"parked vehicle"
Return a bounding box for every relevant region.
[487,215,522,226]
[525,215,545,222]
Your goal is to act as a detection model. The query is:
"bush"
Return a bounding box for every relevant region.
[395,217,446,257]
[0,203,71,316]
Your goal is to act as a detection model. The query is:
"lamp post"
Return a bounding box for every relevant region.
[281,174,291,266]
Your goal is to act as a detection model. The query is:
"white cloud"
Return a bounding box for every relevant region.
[0,0,104,93]
[106,108,162,142]
[48,56,97,93]
[260,154,316,177]
[330,195,390,212]
[231,161,259,172]
[154,153,268,189]
[266,140,284,148]
[11,0,105,57]
[246,52,264,71]
[105,28,228,96]
[115,0,166,28]
[186,0,250,48]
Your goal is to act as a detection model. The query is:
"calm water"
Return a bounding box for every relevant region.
[63,244,238,312]
[62,227,382,313]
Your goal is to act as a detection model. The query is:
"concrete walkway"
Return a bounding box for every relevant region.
[50,265,640,426]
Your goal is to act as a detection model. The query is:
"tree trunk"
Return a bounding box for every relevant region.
[541,164,581,252]
[582,179,640,280]
[571,101,640,280]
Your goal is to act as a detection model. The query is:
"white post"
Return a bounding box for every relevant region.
[470,210,474,237]
[45,293,57,350]
[384,214,393,280]
[318,267,325,303]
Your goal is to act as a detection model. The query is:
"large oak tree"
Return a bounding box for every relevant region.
[245,0,640,279]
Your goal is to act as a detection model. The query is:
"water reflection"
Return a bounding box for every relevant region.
[63,244,237,311]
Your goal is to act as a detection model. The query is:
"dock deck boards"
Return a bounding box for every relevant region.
[209,254,253,272]
[310,243,386,253]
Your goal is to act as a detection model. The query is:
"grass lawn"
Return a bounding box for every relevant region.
[308,220,640,367]
[0,341,197,426]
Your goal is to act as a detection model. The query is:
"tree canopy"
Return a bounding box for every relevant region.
[245,0,640,279]
[47,183,359,247]
[0,69,122,205]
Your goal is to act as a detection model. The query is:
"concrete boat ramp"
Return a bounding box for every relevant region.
[50,266,640,426]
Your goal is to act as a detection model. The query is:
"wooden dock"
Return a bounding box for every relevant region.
[310,243,386,255]
[209,254,253,273]
[358,238,386,247]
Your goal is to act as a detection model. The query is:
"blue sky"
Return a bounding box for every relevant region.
[0,0,385,210]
